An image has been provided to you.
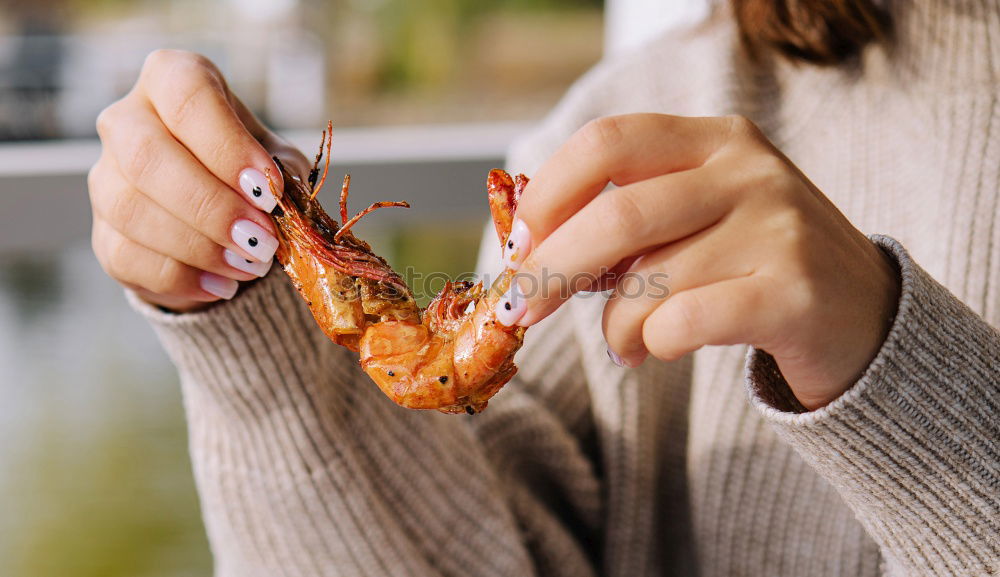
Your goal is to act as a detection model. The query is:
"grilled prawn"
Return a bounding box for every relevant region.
[267,123,527,415]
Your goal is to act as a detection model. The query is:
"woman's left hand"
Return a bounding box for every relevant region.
[495,114,900,410]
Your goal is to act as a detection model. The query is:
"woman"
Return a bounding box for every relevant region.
[87,0,999,575]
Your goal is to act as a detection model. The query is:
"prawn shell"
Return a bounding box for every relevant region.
[270,142,530,415]
[269,158,419,353]
[277,234,365,346]
[359,181,528,414]
[487,169,524,244]
[359,322,462,410]
[451,272,525,391]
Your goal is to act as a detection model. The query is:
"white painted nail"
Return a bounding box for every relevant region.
[494,281,527,326]
[224,248,272,277]
[503,219,530,270]
[200,272,238,300]
[607,348,626,367]
[239,168,277,213]
[231,220,278,263]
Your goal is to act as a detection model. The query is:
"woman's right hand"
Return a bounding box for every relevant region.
[89,49,310,312]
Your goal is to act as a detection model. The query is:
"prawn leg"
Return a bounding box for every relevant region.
[269,122,530,414]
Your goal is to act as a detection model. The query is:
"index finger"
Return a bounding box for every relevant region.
[515,114,731,248]
[138,49,283,212]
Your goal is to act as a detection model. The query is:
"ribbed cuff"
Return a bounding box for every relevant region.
[746,235,1000,576]
[127,267,542,576]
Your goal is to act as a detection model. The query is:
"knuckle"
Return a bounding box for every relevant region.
[158,55,222,127]
[183,51,220,75]
[600,189,645,238]
[749,147,787,174]
[86,161,104,204]
[732,152,797,202]
[166,73,216,128]
[189,188,229,235]
[104,188,140,229]
[724,114,761,141]
[576,116,627,157]
[757,157,798,197]
[671,290,705,340]
[121,130,160,183]
[769,205,812,252]
[95,98,141,141]
[148,258,187,296]
[180,229,214,266]
[86,163,127,223]
[641,311,679,362]
[203,134,234,169]
[94,103,118,138]
[91,225,110,273]
[142,49,176,74]
[102,233,132,281]
[785,277,817,322]
[144,49,217,78]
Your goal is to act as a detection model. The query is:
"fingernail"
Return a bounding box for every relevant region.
[607,348,626,367]
[503,219,530,270]
[231,219,278,262]
[239,168,277,213]
[494,280,527,326]
[200,272,238,300]
[224,248,271,277]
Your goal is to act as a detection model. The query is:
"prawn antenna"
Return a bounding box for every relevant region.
[309,120,333,201]
[307,128,323,189]
[339,174,351,225]
[334,201,410,243]
[264,167,287,211]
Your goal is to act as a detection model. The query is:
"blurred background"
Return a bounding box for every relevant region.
[0,0,703,575]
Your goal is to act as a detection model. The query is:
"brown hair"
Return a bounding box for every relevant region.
[731,0,892,65]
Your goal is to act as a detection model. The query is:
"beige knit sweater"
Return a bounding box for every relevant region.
[130,1,1000,575]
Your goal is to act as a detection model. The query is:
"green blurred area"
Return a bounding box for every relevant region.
[0,252,212,577]
[330,0,604,126]
[387,221,486,305]
[3,374,211,577]
[0,223,489,577]
[371,0,602,91]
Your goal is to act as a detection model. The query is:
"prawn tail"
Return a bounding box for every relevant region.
[487,169,528,244]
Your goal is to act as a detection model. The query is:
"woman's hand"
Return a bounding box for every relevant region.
[495,114,901,410]
[89,49,310,312]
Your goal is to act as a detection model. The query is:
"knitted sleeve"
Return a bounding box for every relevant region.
[128,269,569,577]
[746,236,1000,577]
